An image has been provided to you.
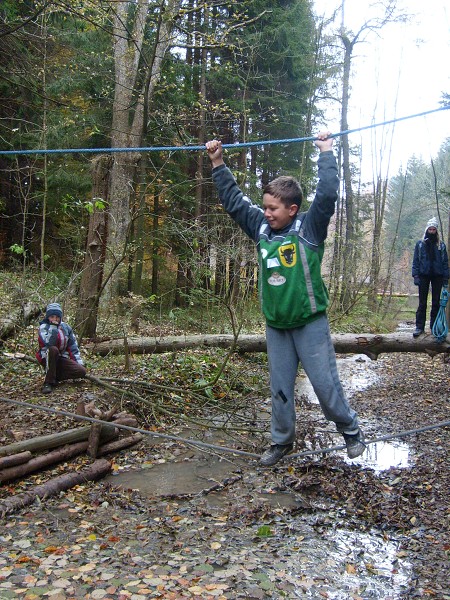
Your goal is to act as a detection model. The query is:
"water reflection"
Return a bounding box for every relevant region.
[296,354,380,405]
[295,354,413,472]
[300,528,412,599]
[345,439,411,471]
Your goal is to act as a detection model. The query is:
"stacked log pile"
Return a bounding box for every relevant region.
[0,402,143,516]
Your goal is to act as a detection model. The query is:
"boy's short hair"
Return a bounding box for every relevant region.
[263,176,303,208]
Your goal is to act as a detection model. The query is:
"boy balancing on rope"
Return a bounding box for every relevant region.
[205,131,366,466]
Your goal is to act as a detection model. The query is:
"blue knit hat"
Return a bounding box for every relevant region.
[45,302,63,320]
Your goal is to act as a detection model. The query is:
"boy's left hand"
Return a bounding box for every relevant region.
[314,130,333,152]
[206,140,225,168]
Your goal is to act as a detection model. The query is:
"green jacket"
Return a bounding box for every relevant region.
[212,151,339,328]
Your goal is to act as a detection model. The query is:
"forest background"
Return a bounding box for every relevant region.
[1,0,449,340]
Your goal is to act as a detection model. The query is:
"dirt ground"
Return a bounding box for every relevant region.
[0,346,449,599]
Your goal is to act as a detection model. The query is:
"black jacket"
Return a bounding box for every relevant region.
[412,239,449,281]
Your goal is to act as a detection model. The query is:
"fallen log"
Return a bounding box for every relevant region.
[112,416,139,428]
[0,424,118,458]
[97,433,143,456]
[0,458,112,516]
[87,332,450,360]
[0,451,32,470]
[0,433,142,484]
[0,441,90,484]
[0,301,44,341]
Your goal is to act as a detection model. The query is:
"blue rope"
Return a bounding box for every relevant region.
[0,105,449,157]
[431,285,449,343]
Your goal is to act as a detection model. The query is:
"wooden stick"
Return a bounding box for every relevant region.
[87,423,103,458]
[0,451,32,470]
[0,459,112,516]
[97,433,143,456]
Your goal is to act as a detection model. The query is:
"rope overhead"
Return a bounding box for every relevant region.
[0,105,448,157]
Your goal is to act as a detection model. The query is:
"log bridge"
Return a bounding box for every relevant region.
[87,332,450,361]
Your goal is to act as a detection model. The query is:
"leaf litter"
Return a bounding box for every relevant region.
[0,340,449,598]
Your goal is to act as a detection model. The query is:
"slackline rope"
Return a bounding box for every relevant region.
[1,396,449,462]
[431,285,449,343]
[0,105,449,157]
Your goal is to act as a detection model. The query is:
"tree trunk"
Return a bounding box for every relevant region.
[100,0,147,303]
[88,332,450,360]
[368,176,388,311]
[87,423,103,458]
[76,155,112,338]
[151,191,160,296]
[131,158,147,296]
[0,459,111,516]
[101,0,182,303]
[174,254,192,307]
[339,33,356,311]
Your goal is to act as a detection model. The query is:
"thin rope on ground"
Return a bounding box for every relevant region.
[0,396,260,459]
[0,105,448,156]
[289,422,450,460]
[1,396,449,462]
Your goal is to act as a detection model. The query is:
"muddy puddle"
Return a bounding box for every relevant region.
[105,353,414,598]
[106,451,412,598]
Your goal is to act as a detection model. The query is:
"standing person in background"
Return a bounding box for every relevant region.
[36,302,86,393]
[411,217,449,338]
[205,132,366,467]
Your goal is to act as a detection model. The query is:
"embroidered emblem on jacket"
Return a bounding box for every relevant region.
[279,243,296,267]
[268,272,286,286]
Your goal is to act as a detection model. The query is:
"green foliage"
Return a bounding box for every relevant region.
[385,146,450,268]
[0,0,21,20]
[146,291,265,336]
[0,267,72,310]
[9,244,26,257]
[205,0,318,182]
[329,295,411,334]
[256,525,273,537]
[59,194,106,216]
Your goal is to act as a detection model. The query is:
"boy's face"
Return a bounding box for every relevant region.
[48,315,61,325]
[263,193,298,230]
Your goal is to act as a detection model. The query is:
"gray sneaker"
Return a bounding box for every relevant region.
[343,429,366,459]
[259,443,294,467]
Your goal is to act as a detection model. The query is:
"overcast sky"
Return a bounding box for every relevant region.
[313,0,450,180]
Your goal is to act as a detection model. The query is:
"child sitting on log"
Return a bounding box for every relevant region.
[36,303,86,394]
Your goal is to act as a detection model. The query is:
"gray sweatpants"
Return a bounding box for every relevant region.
[266,314,359,445]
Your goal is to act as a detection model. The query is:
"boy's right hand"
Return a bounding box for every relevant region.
[206,140,225,168]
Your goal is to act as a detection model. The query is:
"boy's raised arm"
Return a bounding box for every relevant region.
[205,138,265,241]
